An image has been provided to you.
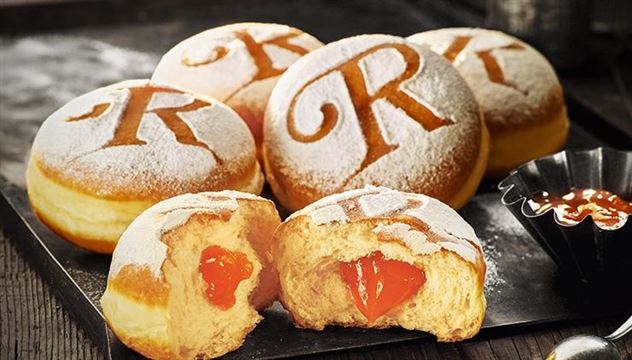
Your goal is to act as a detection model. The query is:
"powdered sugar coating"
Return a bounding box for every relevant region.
[264,34,482,199]
[290,186,482,263]
[146,92,194,111]
[289,186,389,220]
[108,191,271,279]
[408,28,563,128]
[309,204,350,225]
[151,23,323,102]
[373,223,441,255]
[359,47,407,97]
[405,200,478,242]
[30,79,258,199]
[359,191,408,216]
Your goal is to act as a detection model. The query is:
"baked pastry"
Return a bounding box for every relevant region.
[152,22,323,158]
[26,79,263,253]
[408,28,569,177]
[101,191,280,359]
[272,186,486,341]
[263,34,489,212]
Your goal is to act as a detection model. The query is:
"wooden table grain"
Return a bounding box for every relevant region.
[2,224,631,359]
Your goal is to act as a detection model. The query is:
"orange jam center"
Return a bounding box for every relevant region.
[199,245,253,310]
[339,251,426,323]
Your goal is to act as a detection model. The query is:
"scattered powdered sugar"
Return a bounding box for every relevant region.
[408,28,562,127]
[152,22,323,102]
[481,238,505,293]
[0,36,158,187]
[477,196,522,235]
[65,266,108,306]
[264,34,482,196]
[109,191,266,278]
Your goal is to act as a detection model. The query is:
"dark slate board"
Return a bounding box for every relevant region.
[2,109,631,359]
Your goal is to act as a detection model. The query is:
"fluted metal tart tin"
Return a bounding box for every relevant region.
[499,147,632,287]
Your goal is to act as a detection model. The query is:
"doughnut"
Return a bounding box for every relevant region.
[101,191,280,359]
[408,28,569,177]
[263,34,489,212]
[26,79,263,253]
[272,186,486,341]
[152,22,323,158]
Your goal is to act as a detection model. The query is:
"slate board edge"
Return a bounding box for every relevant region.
[0,181,119,358]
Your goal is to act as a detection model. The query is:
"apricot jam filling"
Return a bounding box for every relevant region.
[339,251,426,323]
[528,188,632,229]
[199,245,253,310]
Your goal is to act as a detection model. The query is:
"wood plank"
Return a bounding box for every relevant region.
[513,332,547,360]
[0,225,103,360]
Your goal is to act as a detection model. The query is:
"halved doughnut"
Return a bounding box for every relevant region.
[101,191,280,359]
[272,186,486,341]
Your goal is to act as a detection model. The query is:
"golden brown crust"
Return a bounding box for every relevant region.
[265,157,477,213]
[105,318,173,360]
[232,104,264,161]
[108,265,169,306]
[151,23,324,167]
[262,148,328,211]
[105,299,259,359]
[485,103,568,178]
[31,204,116,254]
[35,154,262,202]
[102,193,278,359]
[264,121,487,212]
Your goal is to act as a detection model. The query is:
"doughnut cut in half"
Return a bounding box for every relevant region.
[273,186,486,342]
[101,191,280,359]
